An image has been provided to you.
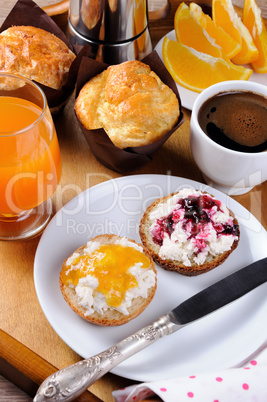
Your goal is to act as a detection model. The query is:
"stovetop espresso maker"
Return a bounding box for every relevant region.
[67,0,153,63]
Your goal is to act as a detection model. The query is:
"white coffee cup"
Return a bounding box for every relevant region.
[190,80,267,195]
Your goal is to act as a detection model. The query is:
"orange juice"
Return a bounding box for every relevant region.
[0,97,61,215]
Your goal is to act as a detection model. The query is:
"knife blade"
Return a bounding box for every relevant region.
[170,256,267,325]
[34,257,267,402]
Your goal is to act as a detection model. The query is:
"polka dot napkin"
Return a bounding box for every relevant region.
[112,342,267,402]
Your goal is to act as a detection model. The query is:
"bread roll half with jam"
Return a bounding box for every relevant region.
[60,234,157,326]
[139,188,240,276]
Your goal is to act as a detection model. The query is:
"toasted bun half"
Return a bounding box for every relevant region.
[59,234,157,326]
[139,189,240,276]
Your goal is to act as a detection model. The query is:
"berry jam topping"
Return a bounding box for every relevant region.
[151,194,238,247]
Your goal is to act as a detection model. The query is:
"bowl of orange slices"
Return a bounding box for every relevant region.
[155,0,267,109]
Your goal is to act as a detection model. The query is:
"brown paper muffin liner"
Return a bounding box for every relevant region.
[75,50,184,174]
[0,0,91,113]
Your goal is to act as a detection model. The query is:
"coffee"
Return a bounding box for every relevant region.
[198,90,267,152]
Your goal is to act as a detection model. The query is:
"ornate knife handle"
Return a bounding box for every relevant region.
[34,314,180,401]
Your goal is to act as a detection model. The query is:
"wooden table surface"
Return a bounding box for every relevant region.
[0,0,266,401]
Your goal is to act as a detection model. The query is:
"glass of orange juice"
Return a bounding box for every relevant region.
[0,73,61,240]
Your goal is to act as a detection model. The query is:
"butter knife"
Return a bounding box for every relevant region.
[34,256,267,402]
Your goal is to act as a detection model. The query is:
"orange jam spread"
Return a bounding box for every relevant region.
[62,244,150,307]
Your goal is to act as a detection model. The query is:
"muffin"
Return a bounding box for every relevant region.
[139,188,240,276]
[59,234,157,326]
[0,26,76,90]
[75,60,180,149]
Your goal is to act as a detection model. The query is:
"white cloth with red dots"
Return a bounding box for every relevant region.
[112,342,267,401]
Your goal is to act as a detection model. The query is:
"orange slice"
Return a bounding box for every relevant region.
[189,2,241,58]
[174,2,225,59]
[212,0,258,64]
[231,19,259,64]
[243,0,267,73]
[162,36,253,93]
[212,0,242,44]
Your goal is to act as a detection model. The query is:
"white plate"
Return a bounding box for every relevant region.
[154,30,267,110]
[34,174,267,382]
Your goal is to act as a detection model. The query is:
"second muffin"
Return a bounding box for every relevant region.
[75,60,180,149]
